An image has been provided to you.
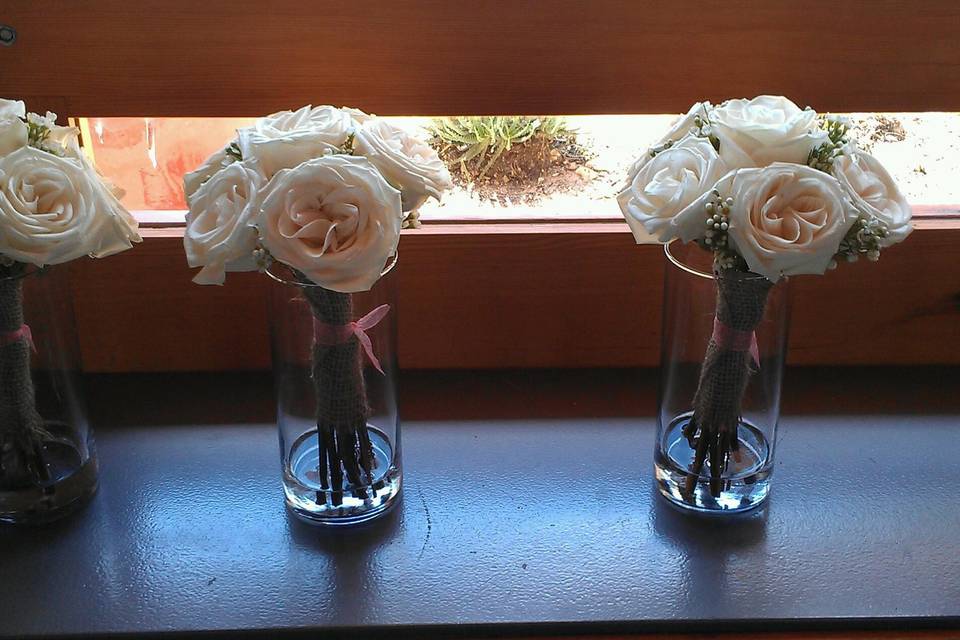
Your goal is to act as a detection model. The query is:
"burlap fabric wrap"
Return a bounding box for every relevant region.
[297,273,376,506]
[683,267,773,497]
[0,264,48,489]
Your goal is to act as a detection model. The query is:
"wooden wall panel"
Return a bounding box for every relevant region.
[68,223,960,372]
[69,230,272,372]
[2,1,960,116]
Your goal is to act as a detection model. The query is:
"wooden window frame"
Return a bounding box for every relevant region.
[5,0,960,116]
[4,0,960,371]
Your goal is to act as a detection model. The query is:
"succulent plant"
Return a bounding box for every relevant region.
[429,116,569,180]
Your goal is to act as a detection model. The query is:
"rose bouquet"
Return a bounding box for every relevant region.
[619,96,911,500]
[184,105,450,511]
[0,98,140,497]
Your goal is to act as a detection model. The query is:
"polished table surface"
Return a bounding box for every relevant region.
[0,368,958,639]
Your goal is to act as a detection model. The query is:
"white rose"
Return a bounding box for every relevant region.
[832,150,912,246]
[238,105,352,178]
[617,135,729,243]
[711,95,828,168]
[342,106,375,127]
[184,160,266,285]
[90,166,140,249]
[0,146,139,265]
[622,101,714,184]
[184,145,234,201]
[663,101,713,145]
[352,119,452,213]
[47,123,83,160]
[0,98,27,157]
[22,110,130,208]
[0,99,23,119]
[257,155,401,292]
[716,163,853,281]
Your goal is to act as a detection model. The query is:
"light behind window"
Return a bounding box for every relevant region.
[78,114,960,222]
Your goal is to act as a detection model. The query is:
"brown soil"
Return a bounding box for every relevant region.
[434,132,596,204]
[853,115,907,151]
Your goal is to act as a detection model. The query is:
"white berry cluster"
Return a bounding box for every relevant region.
[807,117,850,172]
[831,215,889,268]
[697,190,742,270]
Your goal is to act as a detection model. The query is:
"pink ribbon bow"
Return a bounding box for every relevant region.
[313,304,390,374]
[0,324,36,352]
[712,317,760,368]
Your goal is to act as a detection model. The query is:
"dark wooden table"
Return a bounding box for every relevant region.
[1,368,958,639]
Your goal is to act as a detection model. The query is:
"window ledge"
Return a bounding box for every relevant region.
[134,205,960,234]
[1,369,958,638]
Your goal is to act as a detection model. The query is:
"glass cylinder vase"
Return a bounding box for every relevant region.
[268,258,401,526]
[654,242,791,513]
[0,264,97,524]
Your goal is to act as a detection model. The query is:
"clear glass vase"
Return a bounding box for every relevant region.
[654,242,791,513]
[0,264,97,524]
[268,257,401,526]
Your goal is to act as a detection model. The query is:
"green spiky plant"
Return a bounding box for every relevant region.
[428,115,571,181]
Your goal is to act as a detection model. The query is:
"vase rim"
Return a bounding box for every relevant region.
[264,252,398,289]
[0,263,46,283]
[663,240,773,283]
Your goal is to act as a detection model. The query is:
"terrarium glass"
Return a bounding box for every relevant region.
[654,242,791,513]
[268,257,401,526]
[0,265,97,524]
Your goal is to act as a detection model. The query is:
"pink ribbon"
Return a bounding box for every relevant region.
[313,304,390,374]
[0,324,36,352]
[712,317,759,367]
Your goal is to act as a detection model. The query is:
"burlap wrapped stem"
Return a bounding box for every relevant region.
[683,267,773,498]
[296,271,378,507]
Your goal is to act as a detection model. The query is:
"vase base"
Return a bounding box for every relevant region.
[285,468,402,526]
[0,450,99,525]
[654,412,772,513]
[283,424,402,526]
[655,466,770,514]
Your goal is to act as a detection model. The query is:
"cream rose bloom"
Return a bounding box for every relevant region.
[257,155,401,292]
[183,145,235,201]
[711,95,828,168]
[342,106,375,127]
[0,99,24,120]
[184,160,266,285]
[713,163,853,281]
[617,135,729,243]
[0,146,140,265]
[352,119,452,213]
[238,105,353,178]
[20,110,132,208]
[0,98,28,157]
[832,150,912,246]
[621,101,714,185]
[661,101,713,146]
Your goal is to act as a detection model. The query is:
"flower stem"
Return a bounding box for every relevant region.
[0,263,50,490]
[683,268,772,498]
[295,272,376,507]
